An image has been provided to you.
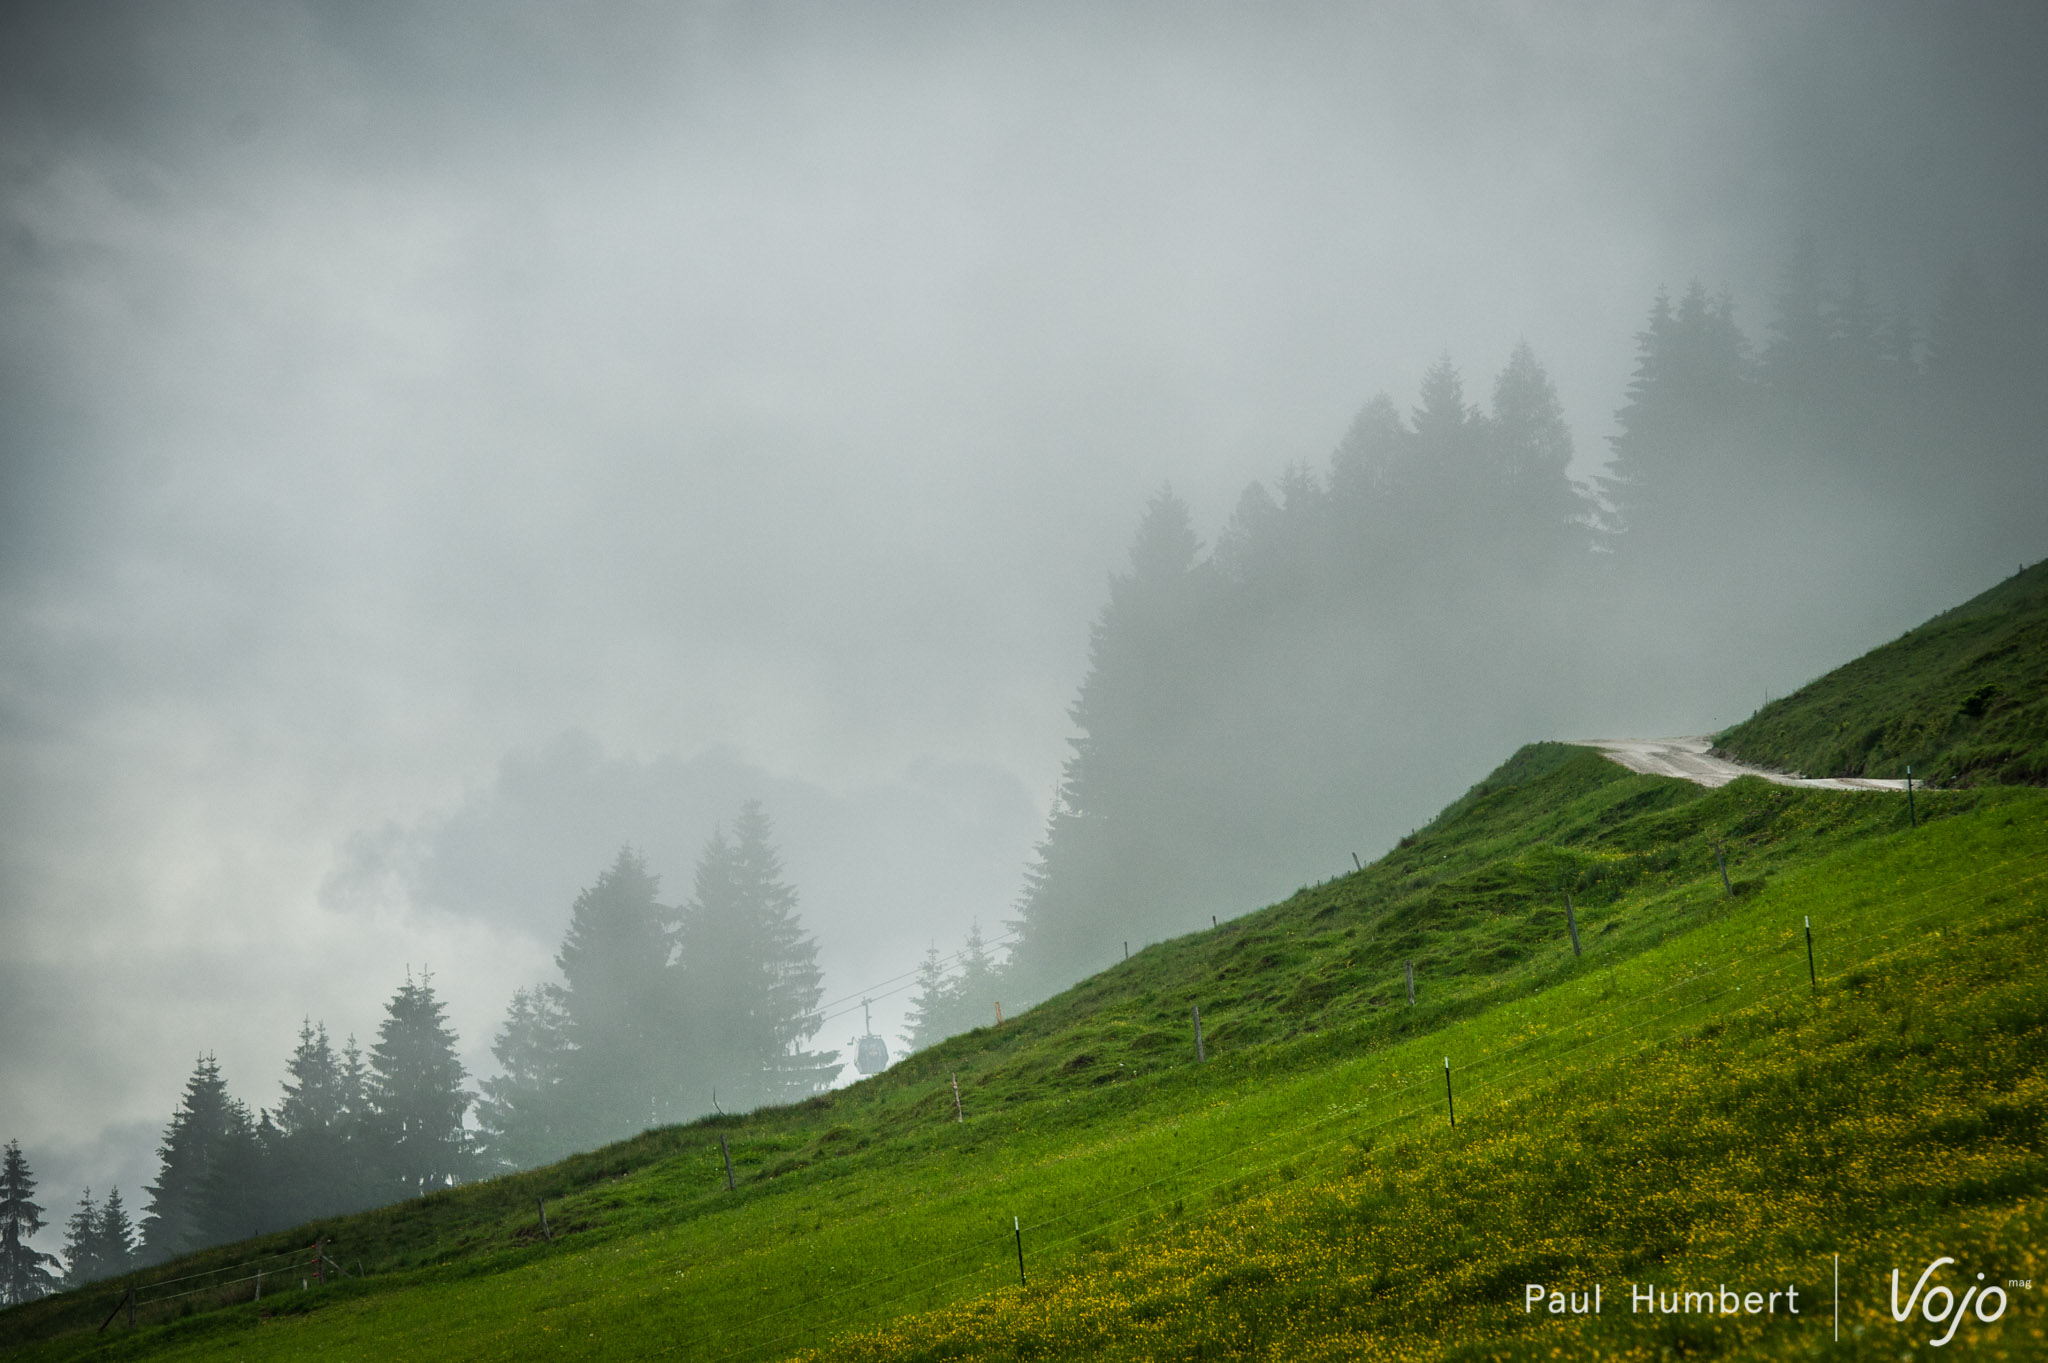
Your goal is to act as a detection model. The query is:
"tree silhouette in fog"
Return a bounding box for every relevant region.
[365,973,472,1197]
[676,803,837,1111]
[0,1140,59,1304]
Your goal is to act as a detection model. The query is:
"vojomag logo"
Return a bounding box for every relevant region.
[1891,1257,2008,1348]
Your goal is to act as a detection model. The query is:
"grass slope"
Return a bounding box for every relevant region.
[5,744,2040,1361]
[1715,557,2048,786]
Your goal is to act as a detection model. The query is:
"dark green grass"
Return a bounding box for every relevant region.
[0,742,2015,1360]
[1714,557,2048,785]
[818,803,2048,1361]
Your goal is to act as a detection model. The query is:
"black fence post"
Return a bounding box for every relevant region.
[1565,891,1581,957]
[1014,1216,1026,1286]
[1805,915,1816,990]
[1907,765,1916,828]
[1443,1057,1455,1128]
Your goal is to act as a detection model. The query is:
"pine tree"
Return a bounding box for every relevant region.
[194,1107,272,1247]
[141,1057,258,1261]
[1410,353,1481,476]
[948,923,1001,1038]
[366,973,472,1197]
[554,849,675,1140]
[61,1188,101,1288]
[277,1020,344,1137]
[675,803,837,1110]
[1488,342,1575,494]
[899,946,955,1053]
[95,1187,136,1281]
[475,984,576,1172]
[0,1140,60,1304]
[1328,393,1406,504]
[57,1184,136,1288]
[899,925,1004,1052]
[329,1033,379,1214]
[268,1020,349,1227]
[1007,488,1206,995]
[1600,281,1752,554]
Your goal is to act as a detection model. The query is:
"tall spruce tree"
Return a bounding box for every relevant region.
[899,945,954,1053]
[268,1020,351,1225]
[141,1057,256,1262]
[939,923,1001,1040]
[1007,487,1206,995]
[554,849,675,1141]
[899,925,1003,1052]
[0,1141,59,1304]
[60,1188,99,1288]
[96,1188,136,1281]
[328,1033,380,1213]
[57,1187,132,1288]
[675,803,836,1110]
[475,984,576,1172]
[194,1109,271,1249]
[1600,281,1752,559]
[366,974,472,1197]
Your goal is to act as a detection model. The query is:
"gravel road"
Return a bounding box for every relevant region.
[1570,736,1913,791]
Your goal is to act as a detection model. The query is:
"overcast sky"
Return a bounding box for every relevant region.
[4,1,2044,1241]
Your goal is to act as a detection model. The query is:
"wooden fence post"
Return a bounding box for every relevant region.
[951,1073,964,1123]
[537,1197,553,1242]
[1565,891,1581,957]
[1906,765,1916,827]
[1405,960,1416,1006]
[1717,846,1732,896]
[99,1286,135,1333]
[719,1133,736,1191]
[1192,1004,1206,1062]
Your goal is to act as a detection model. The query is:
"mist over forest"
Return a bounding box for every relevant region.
[2,1,2044,1272]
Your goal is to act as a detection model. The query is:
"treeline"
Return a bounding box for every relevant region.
[899,923,1003,1053]
[1000,238,2048,997]
[475,801,835,1172]
[0,969,467,1294]
[1,801,834,1293]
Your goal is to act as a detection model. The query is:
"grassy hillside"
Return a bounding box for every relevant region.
[1714,557,2048,786]
[4,741,2040,1361]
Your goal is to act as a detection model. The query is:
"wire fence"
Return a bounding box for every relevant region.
[679,850,2048,1362]
[84,844,2045,1356]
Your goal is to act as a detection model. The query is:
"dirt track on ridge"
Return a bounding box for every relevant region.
[1570,736,1912,791]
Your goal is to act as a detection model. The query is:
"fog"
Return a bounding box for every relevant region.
[3,2,2044,1253]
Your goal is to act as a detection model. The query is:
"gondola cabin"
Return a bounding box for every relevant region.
[851,997,890,1075]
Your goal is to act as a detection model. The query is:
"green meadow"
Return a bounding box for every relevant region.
[5,736,2042,1360]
